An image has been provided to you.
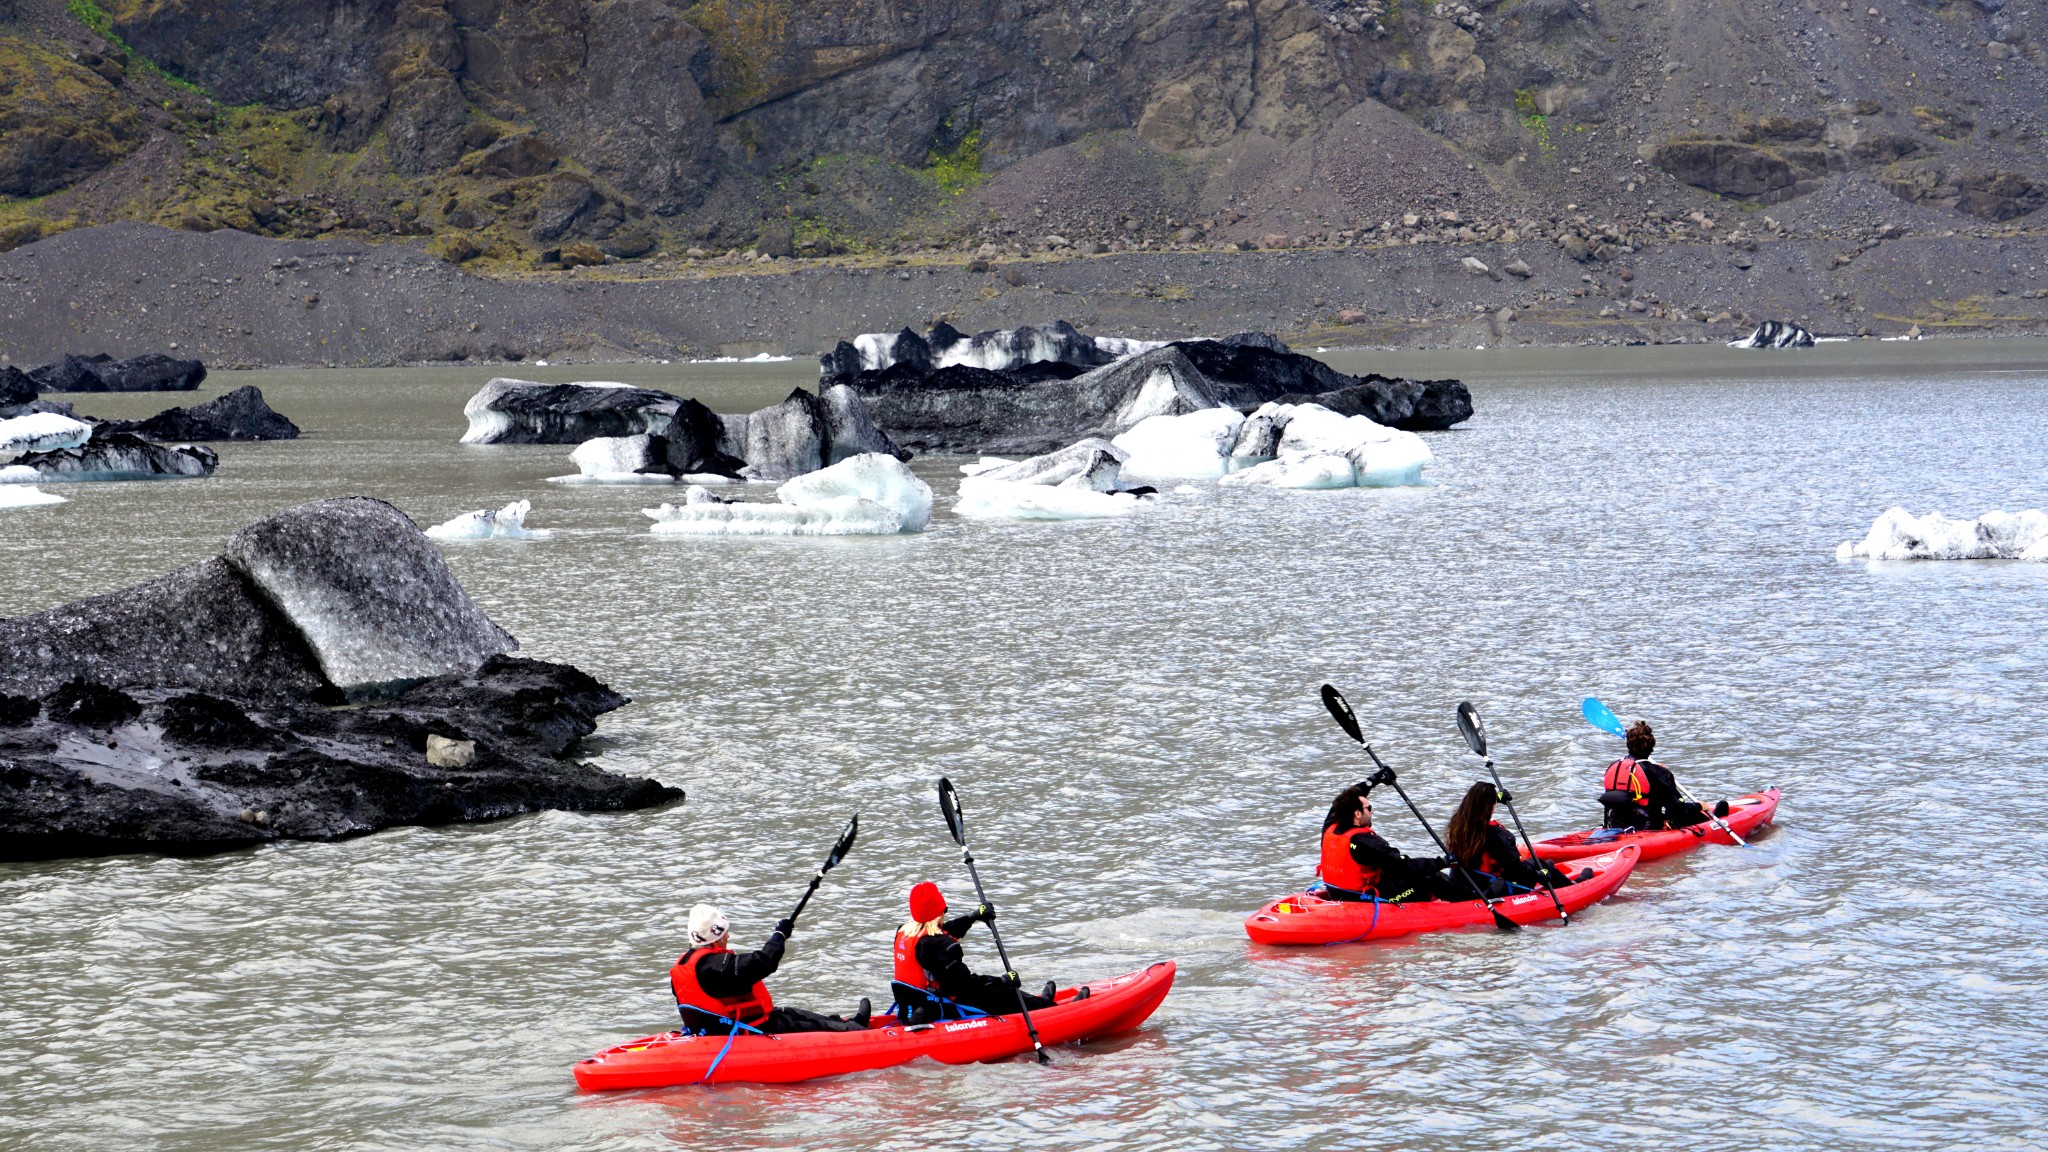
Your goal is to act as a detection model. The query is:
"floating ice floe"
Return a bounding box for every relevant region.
[1835,507,2048,562]
[545,434,679,485]
[0,413,94,460]
[0,468,65,508]
[1111,408,1247,479]
[1729,321,1815,349]
[424,499,554,540]
[954,439,1146,520]
[645,453,932,537]
[1220,403,1434,489]
[688,352,795,364]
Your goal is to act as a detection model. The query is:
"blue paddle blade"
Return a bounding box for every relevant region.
[1582,697,1626,737]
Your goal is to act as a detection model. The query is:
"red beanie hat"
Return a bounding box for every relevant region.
[908,881,946,923]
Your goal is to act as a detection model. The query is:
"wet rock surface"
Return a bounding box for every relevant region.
[97,385,300,441]
[0,499,678,861]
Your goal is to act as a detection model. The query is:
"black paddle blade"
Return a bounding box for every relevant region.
[1320,684,1365,744]
[1456,701,1488,757]
[1492,908,1520,932]
[937,778,966,846]
[824,814,859,872]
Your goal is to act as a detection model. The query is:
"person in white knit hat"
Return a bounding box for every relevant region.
[668,902,870,1034]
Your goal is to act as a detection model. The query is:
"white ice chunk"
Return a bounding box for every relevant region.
[1111,408,1246,480]
[570,434,666,478]
[1,464,44,483]
[1218,403,1433,489]
[960,456,1017,477]
[1220,452,1361,490]
[545,472,676,485]
[424,499,554,540]
[680,473,736,485]
[0,413,94,460]
[954,481,1140,520]
[962,439,1125,492]
[643,452,931,537]
[0,481,65,508]
[1836,507,2048,561]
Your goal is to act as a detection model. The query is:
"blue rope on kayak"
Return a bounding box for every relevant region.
[692,1014,765,1084]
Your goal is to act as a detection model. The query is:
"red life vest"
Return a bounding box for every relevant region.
[1318,825,1382,894]
[1603,757,1651,807]
[669,943,773,1025]
[893,926,940,990]
[1477,820,1510,876]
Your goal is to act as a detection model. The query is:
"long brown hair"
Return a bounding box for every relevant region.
[1446,781,1497,864]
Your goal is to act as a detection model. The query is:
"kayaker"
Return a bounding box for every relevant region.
[670,903,872,1035]
[1443,781,1586,898]
[893,881,1084,1019]
[1316,783,1449,903]
[1601,721,1728,830]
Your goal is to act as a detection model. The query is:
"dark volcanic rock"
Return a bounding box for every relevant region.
[0,366,35,413]
[30,353,206,392]
[99,385,301,441]
[222,497,517,695]
[661,397,746,477]
[15,427,219,480]
[461,378,682,444]
[0,556,335,703]
[43,680,142,728]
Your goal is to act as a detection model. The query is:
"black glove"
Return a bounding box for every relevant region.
[774,917,795,939]
[1495,787,1515,804]
[1003,970,1022,987]
[1432,856,1456,872]
[976,903,996,925]
[1368,766,1397,787]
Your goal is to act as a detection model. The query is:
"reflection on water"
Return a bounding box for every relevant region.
[3,343,2046,1150]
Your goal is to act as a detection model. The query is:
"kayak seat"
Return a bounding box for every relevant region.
[888,982,989,1026]
[677,1005,769,1038]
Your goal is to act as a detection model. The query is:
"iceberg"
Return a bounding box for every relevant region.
[424,500,554,541]
[545,434,680,485]
[0,412,93,460]
[646,453,932,537]
[0,480,66,508]
[954,439,1142,520]
[1217,403,1434,489]
[1111,408,1246,480]
[1836,507,2048,562]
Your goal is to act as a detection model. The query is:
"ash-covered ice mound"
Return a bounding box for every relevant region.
[646,453,932,536]
[461,379,692,445]
[1836,507,2048,561]
[425,499,554,540]
[0,412,93,459]
[0,497,678,861]
[13,425,218,481]
[97,385,300,442]
[28,352,207,393]
[1730,321,1815,349]
[954,439,1149,521]
[832,323,1470,454]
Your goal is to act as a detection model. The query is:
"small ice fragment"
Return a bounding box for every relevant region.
[644,453,930,537]
[424,499,553,540]
[1836,507,2048,561]
[0,481,65,508]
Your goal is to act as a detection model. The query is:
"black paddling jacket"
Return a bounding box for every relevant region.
[912,913,989,999]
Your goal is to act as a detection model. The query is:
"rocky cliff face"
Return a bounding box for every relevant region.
[0,0,2040,263]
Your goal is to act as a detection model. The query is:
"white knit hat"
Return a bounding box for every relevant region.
[687,903,729,947]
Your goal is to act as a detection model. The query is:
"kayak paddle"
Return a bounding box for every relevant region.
[1581,697,1747,846]
[787,814,859,928]
[937,777,1050,1064]
[1456,701,1569,924]
[1319,684,1518,932]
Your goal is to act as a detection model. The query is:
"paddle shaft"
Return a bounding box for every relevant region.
[1583,697,1745,847]
[1364,746,1516,928]
[957,846,1050,1063]
[787,871,825,926]
[1677,782,1747,846]
[1482,758,1569,923]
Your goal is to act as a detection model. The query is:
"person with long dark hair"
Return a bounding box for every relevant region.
[1316,783,1450,902]
[1443,782,1586,900]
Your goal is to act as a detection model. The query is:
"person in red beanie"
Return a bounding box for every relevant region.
[891,881,1084,1019]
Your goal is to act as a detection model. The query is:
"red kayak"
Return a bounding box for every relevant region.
[1529,788,1780,863]
[573,961,1175,1089]
[1243,844,1640,945]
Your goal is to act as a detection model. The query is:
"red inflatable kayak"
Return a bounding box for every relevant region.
[1529,788,1780,863]
[573,961,1175,1089]
[1243,844,1640,945]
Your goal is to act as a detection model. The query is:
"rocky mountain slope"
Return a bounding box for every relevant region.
[0,0,2041,269]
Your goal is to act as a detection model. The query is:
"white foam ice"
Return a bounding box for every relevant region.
[1091,336,1173,361]
[688,353,795,363]
[1,464,43,483]
[545,472,675,486]
[1835,507,2048,562]
[954,482,1141,520]
[1111,408,1246,479]
[424,499,554,540]
[960,456,1017,477]
[0,413,93,460]
[645,452,932,537]
[1216,403,1434,489]
[0,479,65,508]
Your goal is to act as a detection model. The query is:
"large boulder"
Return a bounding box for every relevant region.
[0,557,335,703]
[98,385,301,441]
[460,379,683,444]
[15,426,218,479]
[29,353,207,392]
[1648,137,1833,202]
[222,497,517,695]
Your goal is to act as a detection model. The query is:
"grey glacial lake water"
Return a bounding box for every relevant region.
[3,339,2045,1150]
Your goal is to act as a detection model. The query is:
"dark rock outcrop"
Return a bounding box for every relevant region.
[1648,137,1835,202]
[0,498,680,861]
[98,385,301,441]
[29,353,207,393]
[461,378,683,444]
[845,326,1472,453]
[0,366,35,414]
[661,397,747,477]
[15,426,219,480]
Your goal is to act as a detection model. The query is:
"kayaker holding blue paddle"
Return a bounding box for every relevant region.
[1317,783,1452,903]
[1600,720,1728,831]
[671,904,873,1035]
